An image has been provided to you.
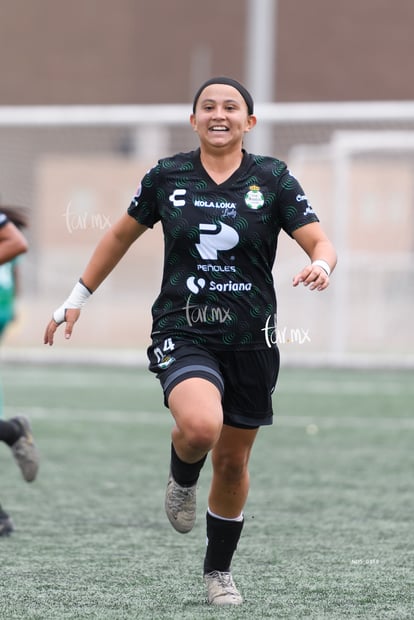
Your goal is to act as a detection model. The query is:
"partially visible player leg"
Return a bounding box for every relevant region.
[165,377,223,533]
[0,416,39,482]
[0,503,14,537]
[203,424,259,605]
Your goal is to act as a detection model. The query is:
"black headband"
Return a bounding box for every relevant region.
[192,77,254,115]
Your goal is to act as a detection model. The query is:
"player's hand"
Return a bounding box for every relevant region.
[43,308,81,346]
[292,264,330,291]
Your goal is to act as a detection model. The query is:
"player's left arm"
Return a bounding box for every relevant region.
[291,222,337,291]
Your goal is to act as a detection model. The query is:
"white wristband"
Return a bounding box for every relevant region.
[312,260,331,277]
[53,280,92,324]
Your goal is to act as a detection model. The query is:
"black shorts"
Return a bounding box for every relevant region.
[147,340,280,428]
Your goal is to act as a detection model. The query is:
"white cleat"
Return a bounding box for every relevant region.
[164,472,197,533]
[204,571,243,606]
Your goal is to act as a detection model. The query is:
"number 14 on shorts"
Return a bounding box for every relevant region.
[153,338,176,369]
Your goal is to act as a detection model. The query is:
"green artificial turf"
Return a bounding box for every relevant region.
[0,363,412,619]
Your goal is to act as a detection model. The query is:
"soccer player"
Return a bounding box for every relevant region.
[0,209,39,537]
[44,77,337,604]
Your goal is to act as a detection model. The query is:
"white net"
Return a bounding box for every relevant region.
[1,103,413,366]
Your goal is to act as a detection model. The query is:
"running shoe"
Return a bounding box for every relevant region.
[204,571,243,605]
[164,472,197,533]
[10,416,39,482]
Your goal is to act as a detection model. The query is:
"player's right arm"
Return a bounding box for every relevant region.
[44,213,147,345]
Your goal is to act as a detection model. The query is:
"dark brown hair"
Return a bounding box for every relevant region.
[0,206,28,229]
[192,77,254,115]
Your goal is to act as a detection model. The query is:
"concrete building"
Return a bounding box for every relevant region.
[0,0,413,105]
[1,0,413,360]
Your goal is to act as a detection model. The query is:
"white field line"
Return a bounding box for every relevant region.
[275,416,414,430]
[4,406,170,425]
[4,406,414,430]
[277,380,414,396]
[3,372,413,395]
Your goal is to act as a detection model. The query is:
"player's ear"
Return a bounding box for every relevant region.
[245,114,257,132]
[190,114,197,131]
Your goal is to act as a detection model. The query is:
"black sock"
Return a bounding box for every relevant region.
[0,419,21,446]
[203,512,244,574]
[170,443,207,487]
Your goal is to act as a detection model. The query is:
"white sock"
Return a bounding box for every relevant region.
[207,506,244,523]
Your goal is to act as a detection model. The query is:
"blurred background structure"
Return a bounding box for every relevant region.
[0,0,413,366]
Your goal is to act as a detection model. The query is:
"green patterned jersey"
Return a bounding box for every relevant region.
[0,260,16,329]
[128,149,319,350]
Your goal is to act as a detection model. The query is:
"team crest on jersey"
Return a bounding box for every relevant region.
[158,354,175,370]
[245,185,265,210]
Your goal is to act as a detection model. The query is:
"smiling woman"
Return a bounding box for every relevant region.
[43,76,337,607]
[190,78,257,185]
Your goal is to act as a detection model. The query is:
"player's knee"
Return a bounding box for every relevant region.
[184,418,221,453]
[213,453,248,484]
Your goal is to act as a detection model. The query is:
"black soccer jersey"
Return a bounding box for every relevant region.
[128,149,319,350]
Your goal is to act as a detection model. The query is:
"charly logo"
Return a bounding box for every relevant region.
[169,188,187,207]
[196,222,239,260]
[245,185,264,210]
